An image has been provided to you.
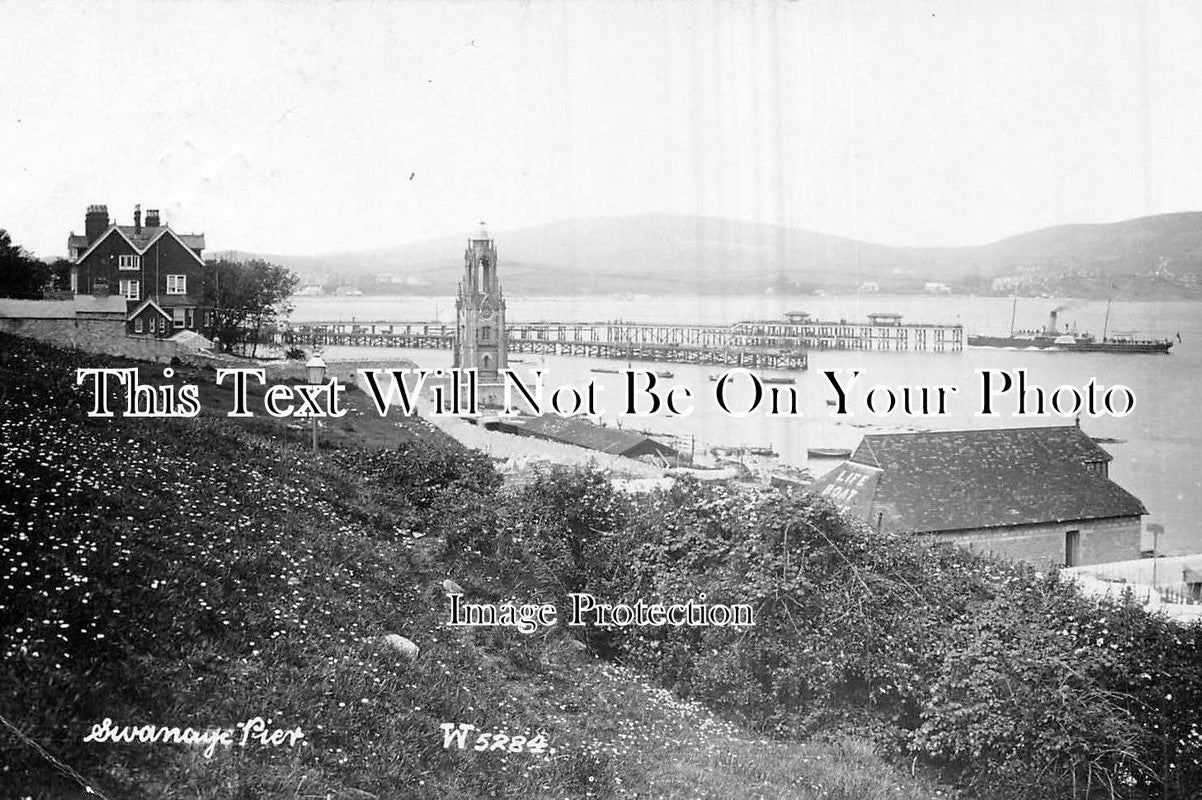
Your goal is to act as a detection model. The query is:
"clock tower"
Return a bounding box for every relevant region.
[454,223,508,396]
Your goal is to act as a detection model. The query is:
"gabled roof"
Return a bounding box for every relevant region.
[128,298,172,320]
[70,228,205,252]
[810,425,1145,534]
[74,226,206,266]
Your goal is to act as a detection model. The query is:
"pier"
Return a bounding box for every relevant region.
[274,313,961,368]
[275,319,809,370]
[733,312,962,352]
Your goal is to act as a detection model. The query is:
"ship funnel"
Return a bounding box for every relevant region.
[1047,309,1059,333]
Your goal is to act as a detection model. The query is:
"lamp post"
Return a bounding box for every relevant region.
[304,354,327,453]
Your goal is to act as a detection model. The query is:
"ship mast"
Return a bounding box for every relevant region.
[1102,297,1113,341]
[1009,294,1017,336]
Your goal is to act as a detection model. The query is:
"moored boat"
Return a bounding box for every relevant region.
[807,447,852,458]
[968,306,1173,354]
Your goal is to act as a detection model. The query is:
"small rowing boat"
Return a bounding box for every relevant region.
[807,447,852,458]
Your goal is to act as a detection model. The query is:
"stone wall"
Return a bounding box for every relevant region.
[927,515,1142,568]
[0,317,204,364]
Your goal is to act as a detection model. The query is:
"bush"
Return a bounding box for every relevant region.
[499,472,1202,797]
[916,583,1143,798]
[6,334,1200,799]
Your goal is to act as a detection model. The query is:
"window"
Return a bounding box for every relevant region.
[185,308,194,328]
[157,318,166,335]
[134,318,144,334]
[118,254,141,270]
[481,325,491,341]
[1065,530,1081,567]
[166,274,187,295]
[172,308,186,328]
[119,279,140,300]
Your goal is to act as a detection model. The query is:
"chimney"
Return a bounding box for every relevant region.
[134,204,142,234]
[145,208,161,228]
[84,204,109,244]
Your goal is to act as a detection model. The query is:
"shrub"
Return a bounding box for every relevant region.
[915,584,1143,799]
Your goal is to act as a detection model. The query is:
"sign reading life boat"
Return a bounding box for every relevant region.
[813,462,882,518]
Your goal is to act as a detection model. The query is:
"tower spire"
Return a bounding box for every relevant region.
[454,223,507,388]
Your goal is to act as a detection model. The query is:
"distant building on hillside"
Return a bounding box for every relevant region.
[809,425,1146,567]
[68,204,209,337]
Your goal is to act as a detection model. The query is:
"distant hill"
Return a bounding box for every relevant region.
[211,211,1202,297]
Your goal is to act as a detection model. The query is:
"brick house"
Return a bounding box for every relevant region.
[68,204,209,337]
[809,425,1146,567]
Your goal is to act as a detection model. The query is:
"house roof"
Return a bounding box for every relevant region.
[128,298,172,320]
[72,226,206,265]
[70,228,205,251]
[810,425,1145,534]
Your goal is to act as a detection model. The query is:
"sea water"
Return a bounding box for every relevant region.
[292,294,1201,555]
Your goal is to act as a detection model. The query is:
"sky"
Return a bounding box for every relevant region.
[2,0,1202,257]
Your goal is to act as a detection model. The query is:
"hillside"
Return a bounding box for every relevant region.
[214,212,1202,298]
[4,333,1202,799]
[0,334,943,800]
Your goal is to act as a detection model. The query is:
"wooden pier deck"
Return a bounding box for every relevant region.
[274,315,962,368]
[275,320,810,370]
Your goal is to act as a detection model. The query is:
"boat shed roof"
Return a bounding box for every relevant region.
[809,425,1145,534]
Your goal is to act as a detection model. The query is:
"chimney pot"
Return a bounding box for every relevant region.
[84,204,110,244]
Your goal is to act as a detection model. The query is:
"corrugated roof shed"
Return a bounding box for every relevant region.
[811,425,1145,533]
[495,415,679,459]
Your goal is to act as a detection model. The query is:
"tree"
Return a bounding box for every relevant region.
[47,258,74,292]
[201,258,298,356]
[0,229,50,299]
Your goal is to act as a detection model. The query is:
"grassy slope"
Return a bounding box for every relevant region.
[0,334,945,799]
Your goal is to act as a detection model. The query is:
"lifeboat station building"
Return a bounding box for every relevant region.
[809,425,1146,568]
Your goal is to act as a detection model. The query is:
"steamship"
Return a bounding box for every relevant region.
[968,307,1173,354]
